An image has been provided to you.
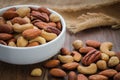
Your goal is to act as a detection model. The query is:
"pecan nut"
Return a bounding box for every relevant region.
[82,49,101,65]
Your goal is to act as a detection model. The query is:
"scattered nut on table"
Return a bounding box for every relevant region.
[31,68,42,77]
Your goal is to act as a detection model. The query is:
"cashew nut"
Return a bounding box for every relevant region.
[58,55,74,63]
[72,40,83,49]
[50,13,60,22]
[31,68,42,77]
[101,53,109,61]
[17,36,28,47]
[40,30,57,41]
[108,56,120,67]
[16,7,31,17]
[100,42,115,57]
[8,41,16,47]
[77,63,97,74]
[29,36,46,44]
[13,23,34,33]
[6,21,12,26]
[23,16,31,23]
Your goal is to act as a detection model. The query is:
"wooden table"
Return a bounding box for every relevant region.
[0,1,120,80]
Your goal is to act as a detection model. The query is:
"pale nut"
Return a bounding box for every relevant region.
[96,60,107,70]
[71,51,82,62]
[23,16,31,23]
[17,36,28,47]
[8,41,16,47]
[58,55,74,63]
[29,36,46,44]
[89,74,108,80]
[13,23,34,33]
[40,30,57,41]
[77,63,97,74]
[100,42,115,57]
[72,40,83,49]
[101,53,109,61]
[16,7,31,17]
[108,56,120,67]
[50,13,60,22]
[31,68,42,77]
[6,21,13,26]
[68,71,77,80]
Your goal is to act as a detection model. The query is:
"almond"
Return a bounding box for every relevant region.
[48,22,56,27]
[49,68,67,77]
[115,64,120,72]
[2,11,19,20]
[86,40,101,48]
[38,7,51,15]
[89,74,108,80]
[60,48,71,55]
[114,72,120,80]
[0,40,7,45]
[0,24,13,33]
[68,71,77,80]
[77,74,88,80]
[79,47,95,54]
[0,33,13,40]
[11,17,28,25]
[22,29,41,40]
[56,21,62,30]
[44,60,60,68]
[27,42,39,47]
[99,69,118,77]
[34,21,49,29]
[6,7,16,11]
[62,62,79,70]
[71,51,82,62]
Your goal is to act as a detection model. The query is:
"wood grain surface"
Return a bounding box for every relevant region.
[0,1,120,80]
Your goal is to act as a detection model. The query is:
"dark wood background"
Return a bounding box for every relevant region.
[0,1,120,80]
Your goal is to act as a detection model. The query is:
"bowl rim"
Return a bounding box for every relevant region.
[0,5,66,50]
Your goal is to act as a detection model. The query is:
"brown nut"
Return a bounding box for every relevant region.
[11,17,28,25]
[48,22,56,27]
[34,21,49,29]
[49,68,67,77]
[22,29,41,40]
[56,21,62,30]
[0,40,7,45]
[62,62,79,70]
[89,74,108,80]
[0,33,13,40]
[31,11,49,22]
[114,72,120,80]
[68,71,77,80]
[86,40,101,48]
[115,64,120,72]
[27,42,39,47]
[82,49,101,65]
[0,17,5,24]
[60,48,71,55]
[79,47,95,54]
[77,74,88,80]
[0,24,13,33]
[44,60,60,68]
[2,11,19,20]
[38,7,51,15]
[99,69,118,77]
[71,51,82,62]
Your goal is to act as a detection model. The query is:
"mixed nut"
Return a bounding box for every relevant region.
[31,40,120,80]
[0,6,62,47]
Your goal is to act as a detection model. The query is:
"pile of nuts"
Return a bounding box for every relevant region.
[0,6,62,47]
[31,40,120,80]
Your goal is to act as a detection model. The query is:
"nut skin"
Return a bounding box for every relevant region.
[49,68,67,77]
[99,69,118,77]
[31,11,49,22]
[0,33,13,40]
[44,60,60,68]
[82,49,101,65]
[79,47,95,54]
[22,29,41,40]
[0,24,13,33]
[27,42,39,47]
[2,11,19,20]
[11,17,28,25]
[68,71,77,80]
[38,7,51,15]
[71,51,82,62]
[89,74,108,80]
[60,48,71,55]
[62,62,79,70]
[77,74,88,80]
[115,64,120,72]
[86,40,101,48]
[114,72,120,80]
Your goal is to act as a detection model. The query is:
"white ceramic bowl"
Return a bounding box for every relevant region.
[0,5,66,65]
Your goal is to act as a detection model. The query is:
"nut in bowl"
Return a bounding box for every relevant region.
[0,5,66,64]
